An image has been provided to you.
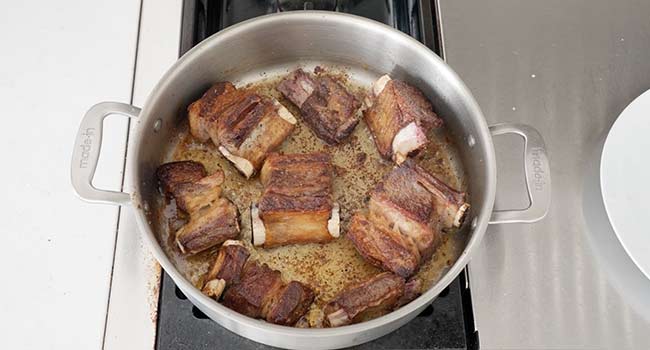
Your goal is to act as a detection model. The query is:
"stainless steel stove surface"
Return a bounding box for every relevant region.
[156,1,476,349]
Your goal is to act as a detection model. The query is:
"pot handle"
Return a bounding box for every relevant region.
[70,102,140,205]
[488,123,551,224]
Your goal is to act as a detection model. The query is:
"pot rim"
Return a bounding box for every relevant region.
[128,10,496,339]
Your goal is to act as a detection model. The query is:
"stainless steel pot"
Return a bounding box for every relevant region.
[70,12,551,349]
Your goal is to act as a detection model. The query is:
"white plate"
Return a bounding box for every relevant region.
[600,88,650,281]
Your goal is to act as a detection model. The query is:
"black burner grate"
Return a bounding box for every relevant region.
[179,0,439,56]
[158,271,469,349]
[157,1,476,349]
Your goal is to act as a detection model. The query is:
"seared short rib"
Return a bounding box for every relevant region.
[252,152,340,248]
[157,161,240,254]
[323,272,405,327]
[346,214,420,278]
[363,75,443,164]
[222,261,315,326]
[202,240,250,299]
[278,69,361,145]
[347,160,469,277]
[200,241,315,326]
[188,82,296,178]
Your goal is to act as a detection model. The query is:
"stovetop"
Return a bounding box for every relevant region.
[158,272,472,349]
[179,0,440,56]
[156,1,477,349]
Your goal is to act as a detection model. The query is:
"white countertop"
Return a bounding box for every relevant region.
[0,1,180,348]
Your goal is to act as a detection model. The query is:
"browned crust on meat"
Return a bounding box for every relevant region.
[258,193,332,214]
[189,83,295,176]
[363,160,467,261]
[175,198,240,254]
[212,93,265,149]
[221,261,316,325]
[256,152,336,248]
[187,82,237,142]
[172,171,224,213]
[157,160,241,254]
[366,161,454,260]
[368,192,438,261]
[346,214,420,278]
[222,262,285,319]
[277,69,316,108]
[257,189,333,248]
[260,209,333,248]
[205,243,250,286]
[229,102,296,172]
[323,272,405,326]
[407,160,465,204]
[405,159,468,228]
[261,152,331,172]
[265,281,316,326]
[372,165,435,224]
[156,161,207,196]
[299,76,360,144]
[363,79,442,159]
[391,80,442,129]
[279,69,360,145]
[363,89,399,158]
[260,152,333,197]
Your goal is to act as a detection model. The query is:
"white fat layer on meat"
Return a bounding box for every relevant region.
[453,203,471,228]
[392,122,426,164]
[273,99,297,124]
[250,204,265,246]
[372,74,392,96]
[223,239,243,247]
[218,146,254,178]
[326,309,350,327]
[202,278,226,299]
[327,203,341,238]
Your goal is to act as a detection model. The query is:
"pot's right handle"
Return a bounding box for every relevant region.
[488,123,551,224]
[70,102,140,205]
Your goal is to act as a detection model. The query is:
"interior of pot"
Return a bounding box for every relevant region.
[128,11,494,344]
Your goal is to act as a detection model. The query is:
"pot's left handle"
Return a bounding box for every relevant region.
[71,102,141,205]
